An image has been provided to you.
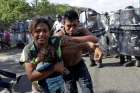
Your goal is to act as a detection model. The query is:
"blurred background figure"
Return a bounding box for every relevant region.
[119,6,140,67]
[52,14,64,33]
[3,31,11,47]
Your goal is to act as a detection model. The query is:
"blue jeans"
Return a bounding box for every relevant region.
[63,59,94,93]
[36,62,64,93]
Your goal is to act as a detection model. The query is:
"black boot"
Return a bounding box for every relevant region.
[90,59,96,67]
[96,60,103,68]
[135,56,140,67]
[120,54,125,64]
[123,56,134,67]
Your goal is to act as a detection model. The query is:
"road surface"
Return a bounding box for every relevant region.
[0,49,140,93]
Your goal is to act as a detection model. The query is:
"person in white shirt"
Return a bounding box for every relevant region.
[52,14,63,33]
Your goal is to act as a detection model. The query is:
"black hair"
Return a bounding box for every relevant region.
[125,6,134,9]
[29,17,51,33]
[64,10,79,22]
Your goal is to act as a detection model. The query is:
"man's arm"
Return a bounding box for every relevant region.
[65,28,98,43]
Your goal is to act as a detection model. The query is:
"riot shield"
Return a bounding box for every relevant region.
[119,24,140,56]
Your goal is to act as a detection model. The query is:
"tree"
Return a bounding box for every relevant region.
[35,0,50,16]
[33,0,71,17]
[0,0,33,26]
[55,4,71,15]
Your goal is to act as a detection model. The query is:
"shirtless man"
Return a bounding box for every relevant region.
[54,10,102,93]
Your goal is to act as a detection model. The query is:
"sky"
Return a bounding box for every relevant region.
[27,0,140,13]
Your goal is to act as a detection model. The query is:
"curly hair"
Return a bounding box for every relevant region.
[29,17,51,33]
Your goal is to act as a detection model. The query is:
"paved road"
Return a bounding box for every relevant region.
[85,57,140,93]
[0,49,140,93]
[0,49,31,93]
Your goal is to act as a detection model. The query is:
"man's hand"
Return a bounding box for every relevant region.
[86,42,96,49]
[53,63,65,74]
[94,47,103,61]
[85,42,102,61]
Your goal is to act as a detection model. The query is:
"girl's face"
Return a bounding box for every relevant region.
[32,23,50,45]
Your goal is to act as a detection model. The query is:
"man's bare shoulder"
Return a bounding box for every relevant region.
[78,26,86,31]
[77,27,90,35]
